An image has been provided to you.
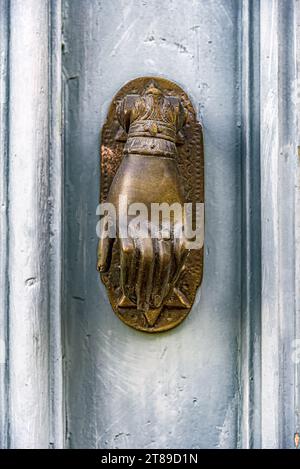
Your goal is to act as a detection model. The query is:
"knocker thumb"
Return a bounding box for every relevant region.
[97,235,115,273]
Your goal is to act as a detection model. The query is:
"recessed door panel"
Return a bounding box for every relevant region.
[63,0,241,449]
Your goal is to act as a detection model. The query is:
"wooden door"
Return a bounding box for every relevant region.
[0,0,299,449]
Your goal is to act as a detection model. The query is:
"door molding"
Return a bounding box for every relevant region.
[0,0,10,451]
[0,0,64,449]
[259,0,300,449]
[239,0,262,450]
[239,0,300,449]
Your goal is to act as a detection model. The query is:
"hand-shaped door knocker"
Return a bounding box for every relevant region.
[97,77,204,332]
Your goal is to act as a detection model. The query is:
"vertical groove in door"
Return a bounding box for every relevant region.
[295,0,300,447]
[239,0,262,449]
[48,0,65,449]
[0,0,10,450]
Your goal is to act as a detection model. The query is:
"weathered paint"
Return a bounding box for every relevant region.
[8,0,50,448]
[0,0,64,449]
[0,0,10,450]
[0,0,299,450]
[62,0,241,449]
[260,0,299,449]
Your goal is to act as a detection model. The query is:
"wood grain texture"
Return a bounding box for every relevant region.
[0,0,10,450]
[49,0,64,449]
[295,0,300,444]
[6,0,64,448]
[8,0,50,448]
[260,0,299,449]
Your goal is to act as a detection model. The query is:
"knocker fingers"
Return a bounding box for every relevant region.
[151,238,172,309]
[135,236,155,312]
[119,237,135,299]
[118,222,188,313]
[172,230,189,286]
[97,235,115,273]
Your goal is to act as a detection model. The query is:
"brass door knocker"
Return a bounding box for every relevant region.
[97,77,204,332]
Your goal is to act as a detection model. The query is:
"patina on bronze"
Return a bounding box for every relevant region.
[97,77,204,332]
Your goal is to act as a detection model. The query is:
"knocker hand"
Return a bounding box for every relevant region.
[98,217,188,313]
[98,77,204,332]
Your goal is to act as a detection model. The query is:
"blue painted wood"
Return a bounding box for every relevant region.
[239,0,262,449]
[0,0,10,449]
[0,0,298,450]
[260,0,299,449]
[62,0,242,449]
[8,0,51,448]
[0,0,64,449]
